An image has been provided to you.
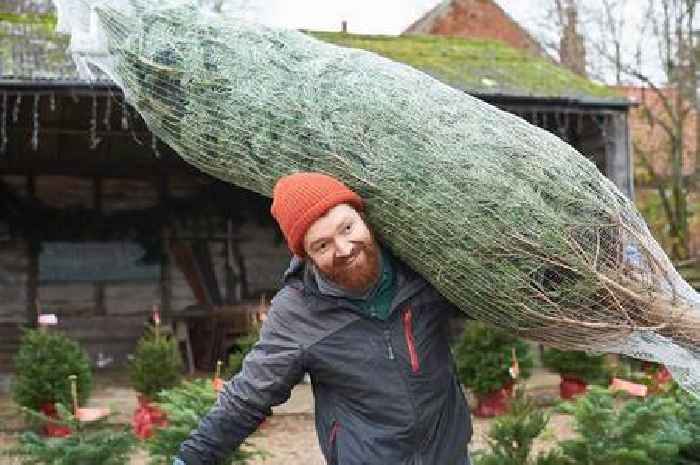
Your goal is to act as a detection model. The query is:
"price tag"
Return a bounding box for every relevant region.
[38,314,58,326]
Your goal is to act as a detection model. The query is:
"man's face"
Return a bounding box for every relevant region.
[303,203,381,293]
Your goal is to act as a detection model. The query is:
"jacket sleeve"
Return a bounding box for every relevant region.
[177,306,305,465]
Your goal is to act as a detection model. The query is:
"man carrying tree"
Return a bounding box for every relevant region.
[175,172,473,465]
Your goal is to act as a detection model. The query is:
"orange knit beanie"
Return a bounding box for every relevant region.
[271,172,364,257]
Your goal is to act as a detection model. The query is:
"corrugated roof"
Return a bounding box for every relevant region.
[0,1,624,102]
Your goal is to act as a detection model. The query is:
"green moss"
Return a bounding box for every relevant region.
[0,12,71,78]
[0,12,57,33]
[309,31,621,100]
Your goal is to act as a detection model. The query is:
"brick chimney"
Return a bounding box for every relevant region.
[559,5,587,76]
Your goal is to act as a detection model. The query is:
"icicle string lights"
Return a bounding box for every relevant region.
[121,97,129,130]
[89,93,102,149]
[104,93,113,131]
[12,95,22,123]
[32,94,40,151]
[151,133,160,158]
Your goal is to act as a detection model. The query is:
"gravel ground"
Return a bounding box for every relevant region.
[0,411,575,465]
[0,369,575,465]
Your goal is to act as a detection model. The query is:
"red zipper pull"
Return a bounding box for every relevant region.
[403,307,420,373]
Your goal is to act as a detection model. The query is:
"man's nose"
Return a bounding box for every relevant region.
[335,238,353,257]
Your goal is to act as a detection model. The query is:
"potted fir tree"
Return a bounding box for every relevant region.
[128,318,183,439]
[11,329,92,437]
[146,379,262,465]
[541,348,609,400]
[5,403,135,465]
[453,322,534,417]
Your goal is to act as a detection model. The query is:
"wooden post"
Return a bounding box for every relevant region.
[93,177,106,315]
[26,175,39,328]
[159,176,171,316]
[69,374,79,416]
[604,111,634,200]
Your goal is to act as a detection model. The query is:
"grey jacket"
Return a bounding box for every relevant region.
[178,253,472,465]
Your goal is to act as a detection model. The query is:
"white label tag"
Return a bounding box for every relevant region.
[38,314,58,326]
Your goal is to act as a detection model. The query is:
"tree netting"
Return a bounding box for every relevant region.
[53,0,700,394]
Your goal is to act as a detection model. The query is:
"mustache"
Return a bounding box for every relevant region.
[333,247,361,267]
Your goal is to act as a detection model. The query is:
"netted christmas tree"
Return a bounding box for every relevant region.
[52,0,700,394]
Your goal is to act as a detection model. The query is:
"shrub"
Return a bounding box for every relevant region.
[555,386,691,465]
[129,325,183,399]
[12,329,92,411]
[541,348,610,385]
[146,379,260,465]
[665,383,700,464]
[222,329,260,380]
[473,391,563,465]
[453,322,534,396]
[2,404,135,465]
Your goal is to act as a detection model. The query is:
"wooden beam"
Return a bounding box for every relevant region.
[94,283,106,316]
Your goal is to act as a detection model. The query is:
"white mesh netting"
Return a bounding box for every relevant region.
[52,0,700,394]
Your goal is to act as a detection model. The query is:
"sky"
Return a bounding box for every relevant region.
[219,0,672,85]
[223,0,533,36]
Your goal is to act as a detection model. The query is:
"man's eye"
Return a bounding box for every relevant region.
[317,242,326,251]
[344,224,352,232]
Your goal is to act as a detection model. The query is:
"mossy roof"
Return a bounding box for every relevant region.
[311,32,623,101]
[1,10,621,102]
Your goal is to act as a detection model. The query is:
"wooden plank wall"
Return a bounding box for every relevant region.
[0,173,290,369]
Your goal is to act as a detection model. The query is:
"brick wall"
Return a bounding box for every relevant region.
[405,0,544,56]
[621,86,697,177]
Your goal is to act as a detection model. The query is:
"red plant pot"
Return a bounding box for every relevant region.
[40,403,72,438]
[502,379,515,396]
[474,387,509,418]
[132,395,168,440]
[654,366,672,384]
[560,375,587,400]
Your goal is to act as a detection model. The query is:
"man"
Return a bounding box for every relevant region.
[175,172,472,465]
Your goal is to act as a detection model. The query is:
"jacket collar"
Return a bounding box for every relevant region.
[282,247,427,315]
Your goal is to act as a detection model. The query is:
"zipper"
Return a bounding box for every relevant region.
[328,420,340,465]
[329,420,340,443]
[402,307,420,373]
[384,329,395,360]
[380,315,422,463]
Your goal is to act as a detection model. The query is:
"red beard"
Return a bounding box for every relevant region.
[321,240,381,293]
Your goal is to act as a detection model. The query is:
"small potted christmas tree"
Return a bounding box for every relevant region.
[555,386,691,464]
[5,376,134,465]
[146,379,262,465]
[222,327,260,380]
[11,329,92,437]
[129,311,183,439]
[472,390,563,465]
[453,322,534,417]
[541,347,609,400]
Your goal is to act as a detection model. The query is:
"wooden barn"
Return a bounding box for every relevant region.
[0,1,634,382]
